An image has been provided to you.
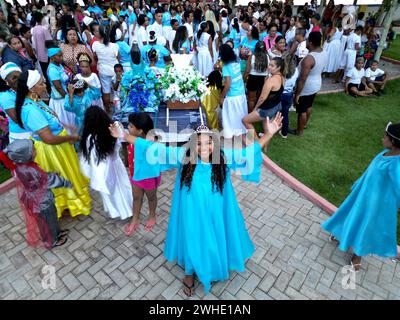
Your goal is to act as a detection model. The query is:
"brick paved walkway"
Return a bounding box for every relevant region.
[1,167,399,300]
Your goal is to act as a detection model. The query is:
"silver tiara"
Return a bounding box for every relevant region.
[196,125,211,133]
[74,79,85,89]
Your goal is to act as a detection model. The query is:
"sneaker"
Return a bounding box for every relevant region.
[289,105,296,112]
[258,132,264,138]
[279,131,288,139]
[287,128,297,135]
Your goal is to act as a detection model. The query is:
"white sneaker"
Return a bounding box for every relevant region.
[289,105,296,112]
[279,131,288,139]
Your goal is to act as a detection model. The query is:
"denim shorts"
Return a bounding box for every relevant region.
[257,103,282,119]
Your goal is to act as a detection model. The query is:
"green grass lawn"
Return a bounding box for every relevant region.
[0,165,11,184]
[383,36,400,61]
[263,79,400,242]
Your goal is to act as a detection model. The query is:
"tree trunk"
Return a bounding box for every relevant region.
[374,0,398,61]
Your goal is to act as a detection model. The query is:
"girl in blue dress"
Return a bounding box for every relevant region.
[109,113,283,297]
[322,122,400,271]
[64,79,102,135]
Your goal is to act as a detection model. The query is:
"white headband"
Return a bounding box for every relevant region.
[27,70,41,90]
[115,28,122,41]
[0,62,21,80]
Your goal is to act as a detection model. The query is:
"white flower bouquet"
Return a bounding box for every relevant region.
[160,65,209,104]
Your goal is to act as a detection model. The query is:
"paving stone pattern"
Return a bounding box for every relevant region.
[0,167,399,300]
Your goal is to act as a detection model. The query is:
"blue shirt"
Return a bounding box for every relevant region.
[119,10,129,17]
[162,12,171,27]
[47,63,69,100]
[222,62,245,97]
[141,44,170,68]
[171,14,182,25]
[179,39,190,54]
[147,12,154,25]
[260,31,268,41]
[240,37,258,53]
[0,90,29,135]
[21,99,63,140]
[88,6,103,16]
[117,41,132,66]
[228,29,241,49]
[128,12,137,25]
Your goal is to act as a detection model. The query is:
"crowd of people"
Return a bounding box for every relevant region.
[0,0,399,298]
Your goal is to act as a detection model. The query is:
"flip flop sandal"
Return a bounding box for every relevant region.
[350,261,361,272]
[59,229,70,237]
[124,223,140,236]
[53,236,68,248]
[144,217,157,232]
[182,279,195,297]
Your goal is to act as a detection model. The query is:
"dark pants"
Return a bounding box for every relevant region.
[38,201,60,248]
[281,91,293,136]
[40,61,51,94]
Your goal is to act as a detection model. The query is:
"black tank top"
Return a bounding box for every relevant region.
[259,83,284,110]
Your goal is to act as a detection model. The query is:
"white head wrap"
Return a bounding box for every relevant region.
[0,62,21,80]
[27,70,41,90]
[115,28,123,41]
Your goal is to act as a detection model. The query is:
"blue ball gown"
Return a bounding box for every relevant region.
[133,137,263,293]
[322,150,400,257]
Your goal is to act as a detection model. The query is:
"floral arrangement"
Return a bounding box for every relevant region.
[159,64,209,104]
[118,67,162,114]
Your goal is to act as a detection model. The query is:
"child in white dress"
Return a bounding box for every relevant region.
[79,106,133,220]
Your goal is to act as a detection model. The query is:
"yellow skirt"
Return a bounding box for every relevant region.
[33,130,91,218]
[202,86,221,130]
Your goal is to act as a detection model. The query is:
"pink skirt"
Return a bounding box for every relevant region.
[131,175,161,190]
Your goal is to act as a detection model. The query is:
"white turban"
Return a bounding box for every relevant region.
[27,70,41,90]
[115,28,122,41]
[0,62,21,80]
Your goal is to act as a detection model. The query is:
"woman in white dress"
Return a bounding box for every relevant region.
[207,20,219,65]
[79,106,133,220]
[323,24,343,74]
[194,22,213,77]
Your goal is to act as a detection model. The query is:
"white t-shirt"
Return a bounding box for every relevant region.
[184,23,194,39]
[75,73,102,91]
[284,68,299,93]
[365,67,385,81]
[92,42,120,76]
[167,29,176,49]
[296,40,309,59]
[148,22,165,40]
[348,67,365,85]
[136,26,148,49]
[346,32,361,51]
[285,27,296,46]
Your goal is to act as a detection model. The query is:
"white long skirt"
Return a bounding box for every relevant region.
[222,95,248,139]
[49,98,76,128]
[196,47,213,77]
[323,39,342,73]
[343,49,357,77]
[79,142,133,220]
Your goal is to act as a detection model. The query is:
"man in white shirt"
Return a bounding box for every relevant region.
[343,26,362,77]
[148,8,167,46]
[167,19,179,52]
[291,28,308,64]
[183,10,194,42]
[365,60,388,94]
[136,14,149,49]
